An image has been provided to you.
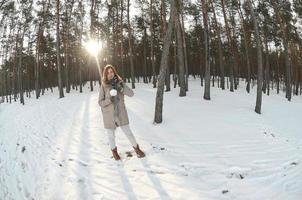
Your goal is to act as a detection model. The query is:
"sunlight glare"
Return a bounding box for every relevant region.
[84,40,102,57]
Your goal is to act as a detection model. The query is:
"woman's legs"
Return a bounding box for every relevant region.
[106,128,116,150]
[106,128,121,160]
[106,125,144,159]
[120,125,145,158]
[120,124,138,147]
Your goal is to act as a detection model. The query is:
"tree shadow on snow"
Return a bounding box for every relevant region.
[116,163,138,200]
[140,158,172,200]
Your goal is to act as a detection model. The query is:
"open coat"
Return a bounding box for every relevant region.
[98,81,134,129]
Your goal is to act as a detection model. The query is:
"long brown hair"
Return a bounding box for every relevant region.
[101,64,122,85]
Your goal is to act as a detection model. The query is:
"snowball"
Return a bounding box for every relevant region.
[110,89,117,96]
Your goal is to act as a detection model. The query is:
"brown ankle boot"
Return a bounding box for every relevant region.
[133,144,145,158]
[111,147,121,160]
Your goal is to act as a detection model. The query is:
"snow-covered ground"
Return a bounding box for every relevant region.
[0,77,302,200]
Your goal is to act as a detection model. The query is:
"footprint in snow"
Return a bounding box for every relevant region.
[290,162,298,166]
[263,131,275,138]
[224,167,250,180]
[79,161,88,167]
[150,170,165,174]
[150,143,167,153]
[283,161,299,170]
[68,158,88,167]
[222,189,229,194]
[126,151,133,157]
[226,172,245,179]
[21,146,26,153]
[78,178,85,183]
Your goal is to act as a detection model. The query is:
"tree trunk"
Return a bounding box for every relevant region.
[63,1,74,93]
[175,6,186,97]
[272,0,291,101]
[264,36,270,96]
[180,1,188,91]
[35,0,50,99]
[127,0,135,89]
[56,0,64,98]
[154,0,176,124]
[78,0,84,93]
[120,0,125,78]
[221,0,234,92]
[201,0,210,100]
[238,2,251,93]
[150,0,156,88]
[143,27,148,83]
[17,25,25,105]
[175,13,186,97]
[249,0,263,114]
[162,0,171,91]
[173,34,178,88]
[210,0,224,90]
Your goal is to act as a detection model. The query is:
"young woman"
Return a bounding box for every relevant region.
[98,64,145,160]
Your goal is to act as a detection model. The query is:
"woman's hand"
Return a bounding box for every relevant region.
[109,74,124,93]
[117,75,123,82]
[116,80,124,92]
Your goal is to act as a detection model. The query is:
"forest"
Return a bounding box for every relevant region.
[0,0,302,118]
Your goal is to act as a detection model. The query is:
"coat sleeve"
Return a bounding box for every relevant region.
[120,82,134,97]
[98,85,112,107]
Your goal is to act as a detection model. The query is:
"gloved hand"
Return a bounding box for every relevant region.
[116,81,124,92]
[109,75,119,89]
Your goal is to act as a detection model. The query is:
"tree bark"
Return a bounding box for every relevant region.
[238,2,251,93]
[180,1,188,91]
[201,0,210,100]
[154,0,176,124]
[17,24,25,105]
[175,5,186,97]
[78,0,84,93]
[210,0,225,90]
[221,0,234,92]
[150,0,156,88]
[249,0,263,114]
[56,0,64,98]
[272,0,292,101]
[127,0,135,88]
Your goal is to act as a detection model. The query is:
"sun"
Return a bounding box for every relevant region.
[84,40,102,57]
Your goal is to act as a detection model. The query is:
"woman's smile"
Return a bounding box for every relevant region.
[107,68,115,80]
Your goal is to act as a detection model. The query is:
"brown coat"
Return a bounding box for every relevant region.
[98,81,134,129]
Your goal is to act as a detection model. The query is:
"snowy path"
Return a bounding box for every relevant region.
[1,79,302,200]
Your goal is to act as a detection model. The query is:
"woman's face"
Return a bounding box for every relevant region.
[107,68,115,80]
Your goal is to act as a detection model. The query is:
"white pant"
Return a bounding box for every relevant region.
[106,124,138,150]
